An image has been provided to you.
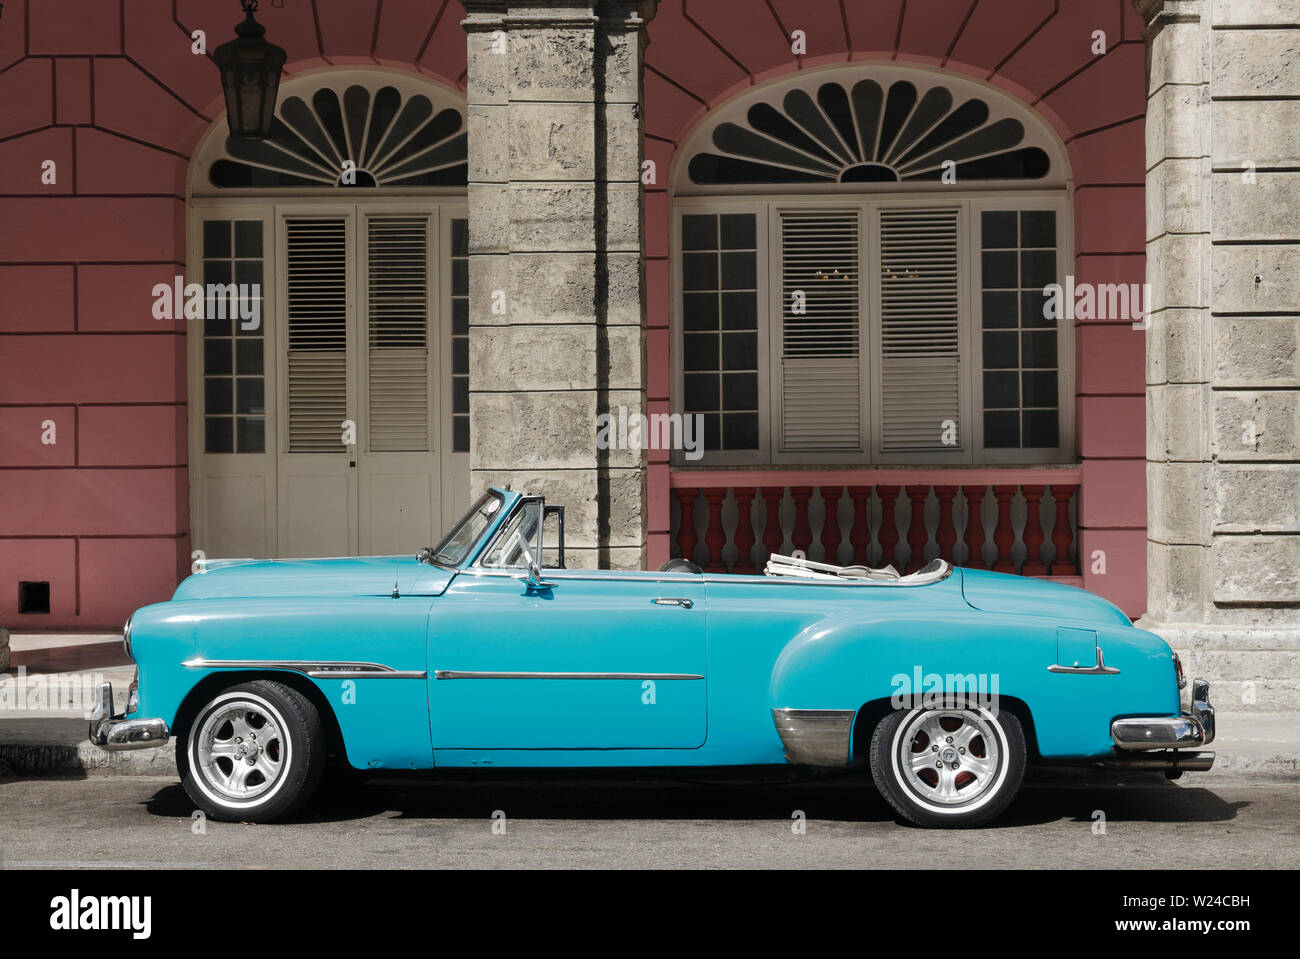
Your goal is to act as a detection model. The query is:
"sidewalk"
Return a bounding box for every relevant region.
[1,632,1297,781]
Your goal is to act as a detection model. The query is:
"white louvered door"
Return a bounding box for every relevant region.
[278,211,359,557]
[272,203,463,559]
[776,210,865,455]
[357,211,440,555]
[872,205,968,459]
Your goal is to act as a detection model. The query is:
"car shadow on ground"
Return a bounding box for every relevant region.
[141,766,1248,829]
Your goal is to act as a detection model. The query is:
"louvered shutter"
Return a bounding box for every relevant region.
[367,216,430,452]
[878,207,962,452]
[286,218,348,452]
[779,211,861,451]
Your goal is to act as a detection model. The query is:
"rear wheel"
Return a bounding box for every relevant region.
[178,680,325,823]
[869,702,1025,828]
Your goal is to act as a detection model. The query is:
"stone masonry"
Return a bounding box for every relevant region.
[463,0,653,570]
[1137,0,1300,709]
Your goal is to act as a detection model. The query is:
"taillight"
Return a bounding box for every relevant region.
[1173,652,1187,689]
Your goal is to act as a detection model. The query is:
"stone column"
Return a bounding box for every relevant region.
[463,1,654,569]
[1137,0,1300,711]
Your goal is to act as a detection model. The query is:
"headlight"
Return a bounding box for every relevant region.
[122,616,133,661]
[1172,651,1187,689]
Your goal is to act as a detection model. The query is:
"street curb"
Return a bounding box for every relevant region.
[0,740,178,778]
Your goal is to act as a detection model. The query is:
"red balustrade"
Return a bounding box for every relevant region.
[670,470,1081,579]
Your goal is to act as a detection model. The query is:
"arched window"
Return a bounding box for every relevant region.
[672,64,1072,466]
[188,70,470,560]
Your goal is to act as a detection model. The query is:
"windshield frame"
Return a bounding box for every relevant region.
[423,489,508,569]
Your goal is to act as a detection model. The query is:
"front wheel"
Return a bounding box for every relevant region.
[869,702,1025,828]
[178,680,325,823]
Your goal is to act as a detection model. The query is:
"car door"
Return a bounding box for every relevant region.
[427,569,707,751]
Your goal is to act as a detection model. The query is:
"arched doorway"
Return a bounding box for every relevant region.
[187,69,470,559]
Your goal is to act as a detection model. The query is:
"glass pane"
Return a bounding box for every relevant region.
[453,415,469,453]
[1021,370,1058,408]
[720,251,756,290]
[720,291,757,330]
[682,252,718,291]
[683,332,719,372]
[983,371,1019,408]
[682,215,718,251]
[683,292,719,331]
[982,331,1018,369]
[721,371,758,410]
[234,220,263,257]
[720,213,756,250]
[721,331,757,371]
[983,410,1019,448]
[722,412,758,449]
[982,291,1018,329]
[204,338,232,376]
[683,372,719,412]
[203,220,231,258]
[1022,409,1059,447]
[981,251,1017,288]
[235,338,262,374]
[236,378,264,415]
[1020,249,1056,289]
[1020,210,1055,247]
[205,417,234,453]
[981,211,1017,249]
[205,378,232,415]
[236,417,265,453]
[1022,330,1057,368]
[451,218,469,257]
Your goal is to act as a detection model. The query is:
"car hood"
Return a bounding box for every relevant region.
[172,555,455,601]
[959,567,1131,627]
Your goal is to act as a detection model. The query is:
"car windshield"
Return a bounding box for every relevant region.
[425,491,504,567]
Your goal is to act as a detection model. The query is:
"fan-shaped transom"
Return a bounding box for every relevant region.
[194,71,468,194]
[678,65,1066,195]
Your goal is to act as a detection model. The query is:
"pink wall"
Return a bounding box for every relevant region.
[642,0,1149,615]
[0,0,467,629]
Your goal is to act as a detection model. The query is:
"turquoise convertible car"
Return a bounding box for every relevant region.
[90,487,1215,827]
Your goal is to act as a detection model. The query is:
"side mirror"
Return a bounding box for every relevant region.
[525,560,554,591]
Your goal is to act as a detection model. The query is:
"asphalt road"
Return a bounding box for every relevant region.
[1,771,1295,869]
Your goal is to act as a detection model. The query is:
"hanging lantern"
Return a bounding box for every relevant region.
[213,1,286,141]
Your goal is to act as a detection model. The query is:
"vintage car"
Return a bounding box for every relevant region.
[90,487,1215,828]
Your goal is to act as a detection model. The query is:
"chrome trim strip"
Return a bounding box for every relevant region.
[182,658,426,679]
[457,568,946,588]
[771,707,856,767]
[1047,647,1121,675]
[433,670,703,680]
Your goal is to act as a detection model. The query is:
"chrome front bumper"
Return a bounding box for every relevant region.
[1111,679,1216,751]
[88,682,169,751]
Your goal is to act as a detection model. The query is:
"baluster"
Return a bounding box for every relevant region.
[1021,485,1047,576]
[761,487,785,563]
[904,485,930,573]
[935,486,957,565]
[820,486,844,565]
[703,489,728,572]
[962,485,987,567]
[877,485,901,569]
[733,487,757,574]
[992,485,1017,573]
[790,486,813,557]
[1049,484,1078,575]
[848,486,871,565]
[675,488,699,566]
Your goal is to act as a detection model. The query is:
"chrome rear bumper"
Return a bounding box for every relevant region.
[1111,679,1216,751]
[88,682,169,751]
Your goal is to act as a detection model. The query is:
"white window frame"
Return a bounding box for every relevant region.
[670,190,1074,467]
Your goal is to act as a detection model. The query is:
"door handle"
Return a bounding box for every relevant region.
[652,597,694,609]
